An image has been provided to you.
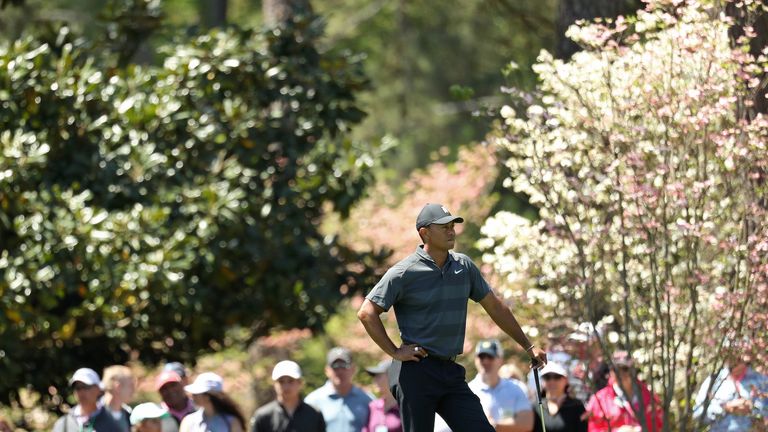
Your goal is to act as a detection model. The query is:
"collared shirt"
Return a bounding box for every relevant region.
[52,405,122,432]
[163,399,196,424]
[468,376,531,422]
[250,400,326,432]
[362,398,402,432]
[693,367,768,431]
[304,381,373,432]
[367,246,491,357]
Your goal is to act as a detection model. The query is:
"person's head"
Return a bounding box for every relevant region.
[324,347,357,391]
[130,403,167,432]
[416,204,464,249]
[364,359,393,396]
[163,362,188,385]
[184,372,224,411]
[271,360,304,403]
[539,362,569,398]
[184,373,245,430]
[68,368,103,409]
[609,351,635,391]
[102,365,136,403]
[474,339,504,376]
[155,370,188,410]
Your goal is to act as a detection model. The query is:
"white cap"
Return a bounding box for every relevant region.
[539,362,568,378]
[184,372,224,394]
[272,360,302,380]
[69,368,102,388]
[130,403,167,425]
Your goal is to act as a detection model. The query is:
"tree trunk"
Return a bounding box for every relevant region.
[263,0,313,27]
[556,0,643,59]
[727,3,768,115]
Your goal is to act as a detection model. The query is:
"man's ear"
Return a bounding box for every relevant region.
[418,226,429,242]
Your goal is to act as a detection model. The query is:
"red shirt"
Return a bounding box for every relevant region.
[585,377,663,432]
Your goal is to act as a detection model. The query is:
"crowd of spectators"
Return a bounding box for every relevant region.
[2,335,765,432]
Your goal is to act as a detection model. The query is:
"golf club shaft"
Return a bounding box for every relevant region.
[533,367,547,432]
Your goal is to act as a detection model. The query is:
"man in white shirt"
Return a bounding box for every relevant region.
[469,340,533,432]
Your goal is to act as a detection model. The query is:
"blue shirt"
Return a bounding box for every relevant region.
[305,381,373,432]
[366,246,491,357]
[694,367,768,431]
[468,376,532,422]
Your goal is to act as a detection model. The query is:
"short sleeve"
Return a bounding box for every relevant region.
[467,258,491,302]
[366,266,404,311]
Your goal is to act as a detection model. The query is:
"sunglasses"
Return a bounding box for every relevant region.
[541,374,565,381]
[73,383,95,391]
[330,362,352,370]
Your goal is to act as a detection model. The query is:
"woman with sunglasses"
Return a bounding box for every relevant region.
[179,372,246,432]
[533,362,587,432]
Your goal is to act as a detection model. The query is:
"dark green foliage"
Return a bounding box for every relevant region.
[0,16,384,405]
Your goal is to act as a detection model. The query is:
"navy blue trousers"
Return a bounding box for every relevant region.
[389,357,494,432]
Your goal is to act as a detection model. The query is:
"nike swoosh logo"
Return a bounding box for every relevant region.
[454,269,463,274]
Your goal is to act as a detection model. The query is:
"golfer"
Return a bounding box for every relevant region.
[358,203,547,432]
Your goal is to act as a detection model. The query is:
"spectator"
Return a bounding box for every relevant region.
[102,365,136,432]
[693,354,768,431]
[532,362,586,432]
[362,359,401,432]
[499,363,529,396]
[163,363,189,386]
[584,351,663,432]
[250,360,325,432]
[156,370,195,426]
[130,403,169,432]
[305,347,373,432]
[179,372,246,432]
[469,339,533,432]
[53,368,122,432]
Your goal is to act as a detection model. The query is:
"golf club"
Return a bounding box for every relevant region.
[533,366,547,432]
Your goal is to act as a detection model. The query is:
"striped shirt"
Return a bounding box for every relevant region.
[366,246,491,357]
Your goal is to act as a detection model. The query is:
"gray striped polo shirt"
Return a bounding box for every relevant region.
[366,246,491,357]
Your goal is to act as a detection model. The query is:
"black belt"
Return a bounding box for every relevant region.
[426,351,457,362]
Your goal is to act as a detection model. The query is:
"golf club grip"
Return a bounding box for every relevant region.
[533,367,543,402]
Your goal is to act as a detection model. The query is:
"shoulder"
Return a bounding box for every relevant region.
[94,408,121,426]
[52,415,70,432]
[390,253,424,275]
[467,375,483,390]
[298,401,324,417]
[180,409,203,429]
[495,378,523,394]
[351,386,374,402]
[563,396,586,410]
[254,400,280,417]
[305,384,331,403]
[450,252,474,266]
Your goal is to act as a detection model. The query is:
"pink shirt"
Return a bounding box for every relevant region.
[163,399,196,423]
[362,398,402,432]
[585,378,663,432]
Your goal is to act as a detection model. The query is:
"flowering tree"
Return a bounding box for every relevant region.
[480,1,768,430]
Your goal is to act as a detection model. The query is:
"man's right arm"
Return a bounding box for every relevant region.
[357,299,425,362]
